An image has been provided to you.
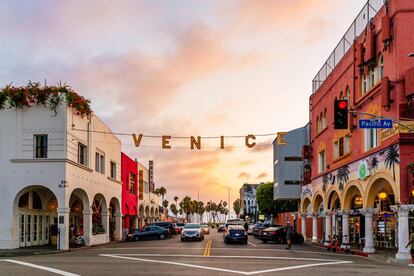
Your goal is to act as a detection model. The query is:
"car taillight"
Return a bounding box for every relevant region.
[269,231,277,235]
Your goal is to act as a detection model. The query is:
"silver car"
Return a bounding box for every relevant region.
[181,223,204,241]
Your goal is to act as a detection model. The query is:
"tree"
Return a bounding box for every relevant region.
[233,199,241,218]
[174,196,179,207]
[179,196,193,222]
[158,186,167,203]
[162,199,169,212]
[385,144,400,181]
[256,182,298,219]
[170,203,178,217]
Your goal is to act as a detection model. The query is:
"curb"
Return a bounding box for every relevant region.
[305,242,368,257]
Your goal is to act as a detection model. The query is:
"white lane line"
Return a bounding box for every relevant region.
[100,254,353,275]
[248,241,257,247]
[1,259,80,276]
[100,254,245,275]
[245,261,353,275]
[100,253,351,262]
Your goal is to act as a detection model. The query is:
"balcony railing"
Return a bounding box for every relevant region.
[312,0,384,93]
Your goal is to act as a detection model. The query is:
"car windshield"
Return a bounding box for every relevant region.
[184,224,200,229]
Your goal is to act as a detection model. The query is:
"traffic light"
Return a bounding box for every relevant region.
[334,100,348,129]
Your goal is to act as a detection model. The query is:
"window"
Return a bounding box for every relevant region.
[345,86,350,101]
[378,55,384,80]
[129,173,136,194]
[78,143,88,166]
[34,135,48,158]
[334,134,351,160]
[110,161,116,179]
[364,128,378,151]
[316,115,319,133]
[95,151,105,174]
[318,150,326,173]
[323,109,327,129]
[362,75,367,95]
[369,68,375,88]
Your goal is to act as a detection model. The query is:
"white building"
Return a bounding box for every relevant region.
[0,104,122,250]
[137,161,159,227]
[240,183,260,222]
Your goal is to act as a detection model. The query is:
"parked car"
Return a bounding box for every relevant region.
[255,223,281,237]
[150,222,175,235]
[251,223,263,237]
[126,226,171,241]
[181,223,204,241]
[223,225,248,244]
[176,223,186,231]
[247,224,254,235]
[217,224,225,232]
[201,224,210,234]
[173,223,182,234]
[258,226,304,244]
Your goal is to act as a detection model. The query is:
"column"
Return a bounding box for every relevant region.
[301,213,307,241]
[359,208,377,253]
[82,207,92,246]
[57,207,70,251]
[115,212,122,242]
[331,212,337,237]
[311,213,318,243]
[102,210,110,243]
[339,210,350,246]
[323,211,332,245]
[391,205,414,264]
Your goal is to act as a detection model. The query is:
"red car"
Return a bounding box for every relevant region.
[174,223,182,234]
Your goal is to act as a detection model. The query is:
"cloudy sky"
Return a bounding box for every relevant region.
[1,0,366,209]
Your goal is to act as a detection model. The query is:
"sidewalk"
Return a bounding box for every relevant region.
[0,245,59,258]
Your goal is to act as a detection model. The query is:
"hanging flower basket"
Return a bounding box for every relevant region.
[0,81,92,117]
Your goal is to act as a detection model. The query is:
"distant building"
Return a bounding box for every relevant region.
[240,183,260,222]
[137,161,159,227]
[273,125,310,200]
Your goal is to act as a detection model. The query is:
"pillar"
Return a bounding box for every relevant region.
[82,207,92,246]
[359,208,377,253]
[339,210,350,246]
[391,205,414,264]
[115,212,122,241]
[57,207,70,251]
[331,212,337,237]
[301,213,306,241]
[311,213,318,243]
[323,211,332,245]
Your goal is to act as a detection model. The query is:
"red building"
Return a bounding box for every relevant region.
[121,152,139,238]
[299,0,414,263]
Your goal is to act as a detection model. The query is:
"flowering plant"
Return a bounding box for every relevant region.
[0,82,92,117]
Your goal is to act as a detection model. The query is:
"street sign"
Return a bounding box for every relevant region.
[359,119,393,129]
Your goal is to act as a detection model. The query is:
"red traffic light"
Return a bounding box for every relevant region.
[338,100,347,109]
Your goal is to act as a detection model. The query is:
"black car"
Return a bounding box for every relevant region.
[126,226,171,241]
[217,225,225,232]
[224,225,248,244]
[150,221,175,235]
[259,226,304,244]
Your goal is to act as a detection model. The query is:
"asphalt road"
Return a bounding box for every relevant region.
[1,230,413,275]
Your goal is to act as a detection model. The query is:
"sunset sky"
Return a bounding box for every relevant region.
[1,0,366,210]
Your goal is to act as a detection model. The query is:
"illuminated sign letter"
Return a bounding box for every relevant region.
[162,136,171,149]
[220,136,225,149]
[245,134,256,148]
[277,132,287,145]
[190,136,201,150]
[132,134,143,147]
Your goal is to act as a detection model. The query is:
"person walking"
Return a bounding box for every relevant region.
[286,221,293,249]
[244,221,249,232]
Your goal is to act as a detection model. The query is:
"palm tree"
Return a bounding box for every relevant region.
[370,156,379,173]
[170,203,178,218]
[233,199,241,218]
[179,196,193,222]
[174,196,179,207]
[158,186,167,203]
[385,144,400,181]
[336,165,350,191]
[162,200,169,214]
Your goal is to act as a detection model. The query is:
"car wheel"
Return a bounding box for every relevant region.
[181,237,185,242]
[134,236,139,241]
[160,234,166,239]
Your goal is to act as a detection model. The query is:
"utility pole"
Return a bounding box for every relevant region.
[197,186,200,223]
[228,187,230,221]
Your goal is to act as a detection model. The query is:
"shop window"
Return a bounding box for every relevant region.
[318,150,326,173]
[95,151,105,174]
[364,128,378,151]
[110,161,116,179]
[78,143,88,166]
[34,134,48,158]
[129,173,137,194]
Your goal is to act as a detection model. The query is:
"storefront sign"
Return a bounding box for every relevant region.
[358,160,370,180]
[149,160,154,192]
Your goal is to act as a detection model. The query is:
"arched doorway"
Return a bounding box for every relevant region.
[343,184,364,245]
[312,193,324,242]
[327,189,341,239]
[150,207,155,223]
[69,189,89,246]
[365,176,397,249]
[92,194,107,235]
[109,197,121,241]
[14,186,58,248]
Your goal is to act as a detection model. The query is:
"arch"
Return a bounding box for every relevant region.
[155,208,159,217]
[342,180,364,210]
[145,206,150,217]
[312,192,325,214]
[150,207,155,217]
[92,193,108,234]
[69,189,89,238]
[139,204,144,216]
[109,197,121,214]
[301,196,312,214]
[364,171,398,208]
[326,186,341,210]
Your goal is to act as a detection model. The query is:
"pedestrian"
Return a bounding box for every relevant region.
[244,221,249,232]
[405,227,414,259]
[286,221,292,250]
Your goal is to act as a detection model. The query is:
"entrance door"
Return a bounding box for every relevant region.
[19,213,49,247]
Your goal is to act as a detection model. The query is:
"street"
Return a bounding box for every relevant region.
[1,230,413,275]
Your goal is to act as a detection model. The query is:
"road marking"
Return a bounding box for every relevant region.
[248,241,257,247]
[1,259,80,276]
[100,254,353,275]
[203,240,212,256]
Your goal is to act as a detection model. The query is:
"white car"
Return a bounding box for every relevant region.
[181,223,204,241]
